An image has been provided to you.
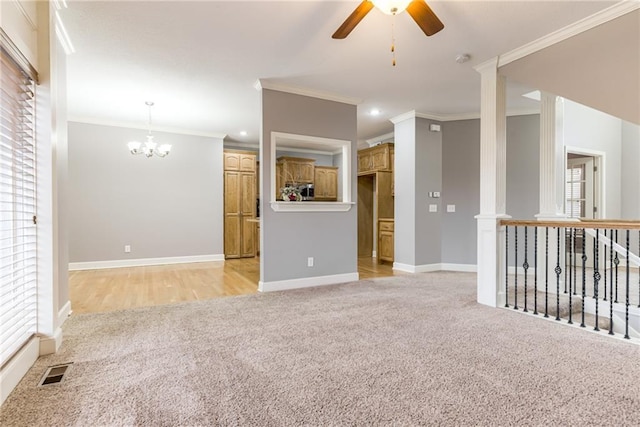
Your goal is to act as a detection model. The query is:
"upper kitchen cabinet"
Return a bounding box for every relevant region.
[358,143,394,175]
[225,151,257,172]
[277,156,315,185]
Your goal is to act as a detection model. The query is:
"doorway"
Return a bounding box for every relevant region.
[358,175,375,257]
[565,150,603,265]
[565,153,599,219]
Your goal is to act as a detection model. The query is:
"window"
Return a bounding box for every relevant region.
[0,46,38,367]
[565,164,586,218]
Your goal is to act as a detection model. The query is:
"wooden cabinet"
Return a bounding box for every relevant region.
[314,166,338,201]
[277,157,315,184]
[276,156,315,199]
[378,219,394,264]
[358,143,394,175]
[224,151,256,172]
[224,151,257,259]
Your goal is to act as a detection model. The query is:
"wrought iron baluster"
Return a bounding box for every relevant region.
[581,228,587,328]
[625,230,630,340]
[603,229,607,302]
[523,227,529,312]
[505,226,509,308]
[568,227,573,325]
[612,230,620,304]
[555,227,562,321]
[573,228,578,295]
[534,227,538,315]
[545,227,549,318]
[593,229,600,331]
[609,229,614,336]
[514,227,519,310]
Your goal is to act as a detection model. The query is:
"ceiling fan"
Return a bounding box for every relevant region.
[332,0,444,39]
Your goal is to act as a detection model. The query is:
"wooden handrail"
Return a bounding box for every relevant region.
[500,219,640,230]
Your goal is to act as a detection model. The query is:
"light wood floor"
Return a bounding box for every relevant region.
[69,257,397,314]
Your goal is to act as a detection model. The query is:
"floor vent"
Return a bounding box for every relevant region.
[38,363,73,386]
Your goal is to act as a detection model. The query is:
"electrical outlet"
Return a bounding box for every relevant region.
[447,205,456,213]
[429,204,438,212]
[124,245,131,253]
[307,257,314,267]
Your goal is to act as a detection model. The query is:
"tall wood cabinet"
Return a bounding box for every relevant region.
[224,151,256,259]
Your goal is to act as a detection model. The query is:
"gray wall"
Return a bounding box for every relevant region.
[394,117,443,267]
[621,121,640,219]
[441,119,481,265]
[506,115,541,219]
[440,115,540,266]
[68,122,224,262]
[260,89,357,283]
[415,118,443,266]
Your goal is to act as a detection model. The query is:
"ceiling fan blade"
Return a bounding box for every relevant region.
[332,0,375,39]
[406,0,444,36]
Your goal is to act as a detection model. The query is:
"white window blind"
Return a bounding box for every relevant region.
[0,46,38,367]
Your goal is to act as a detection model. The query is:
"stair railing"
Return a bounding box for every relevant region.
[499,219,640,342]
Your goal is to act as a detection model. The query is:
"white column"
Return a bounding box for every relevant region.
[537,93,573,291]
[475,58,509,307]
[537,92,566,218]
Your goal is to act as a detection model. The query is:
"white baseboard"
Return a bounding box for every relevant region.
[39,327,62,356]
[69,254,225,271]
[58,300,72,327]
[508,266,537,275]
[440,263,478,272]
[392,263,479,273]
[1,336,39,405]
[392,263,441,273]
[259,272,359,292]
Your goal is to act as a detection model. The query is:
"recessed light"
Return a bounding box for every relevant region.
[240,131,248,136]
[370,109,381,116]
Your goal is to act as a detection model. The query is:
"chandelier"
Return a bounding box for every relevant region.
[127,101,171,158]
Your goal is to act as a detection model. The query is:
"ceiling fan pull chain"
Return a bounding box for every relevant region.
[391,13,397,66]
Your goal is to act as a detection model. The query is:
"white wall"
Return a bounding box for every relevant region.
[563,99,623,219]
[622,121,640,219]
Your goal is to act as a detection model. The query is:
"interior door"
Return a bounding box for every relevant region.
[224,171,241,258]
[240,172,256,257]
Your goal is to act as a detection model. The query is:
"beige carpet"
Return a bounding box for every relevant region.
[1,272,639,426]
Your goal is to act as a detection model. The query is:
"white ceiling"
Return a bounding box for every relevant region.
[61,0,621,144]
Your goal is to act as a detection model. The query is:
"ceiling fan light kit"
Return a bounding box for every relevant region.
[371,0,412,15]
[332,0,444,39]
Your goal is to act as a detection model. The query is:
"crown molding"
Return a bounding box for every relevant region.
[389,108,540,125]
[255,79,362,106]
[498,1,639,68]
[365,132,394,146]
[473,56,499,74]
[390,110,417,124]
[68,116,227,139]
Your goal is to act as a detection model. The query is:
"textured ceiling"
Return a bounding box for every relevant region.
[61,0,621,144]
